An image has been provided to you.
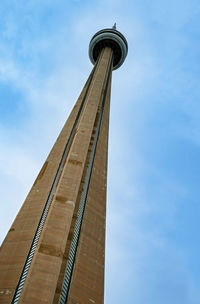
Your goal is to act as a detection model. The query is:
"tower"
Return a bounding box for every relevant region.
[0,25,128,304]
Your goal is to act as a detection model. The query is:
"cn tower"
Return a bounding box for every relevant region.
[0,25,128,304]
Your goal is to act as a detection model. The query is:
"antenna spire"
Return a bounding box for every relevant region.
[112,23,117,30]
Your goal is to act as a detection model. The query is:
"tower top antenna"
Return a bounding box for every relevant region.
[112,23,117,30]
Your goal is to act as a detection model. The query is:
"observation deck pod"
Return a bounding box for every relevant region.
[89,25,128,70]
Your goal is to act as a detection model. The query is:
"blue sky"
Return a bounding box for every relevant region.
[1,1,200,303]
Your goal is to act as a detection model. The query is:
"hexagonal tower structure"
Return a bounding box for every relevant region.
[0,25,128,304]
